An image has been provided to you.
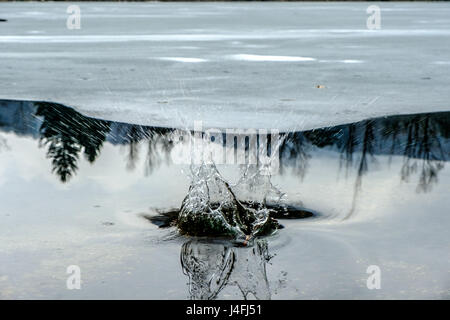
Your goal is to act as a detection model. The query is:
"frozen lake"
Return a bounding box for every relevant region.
[0,2,450,130]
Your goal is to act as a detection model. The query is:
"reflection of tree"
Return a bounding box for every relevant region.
[32,102,176,182]
[144,128,175,176]
[347,120,376,219]
[338,123,357,177]
[121,124,145,171]
[36,102,110,182]
[0,135,8,151]
[113,124,175,173]
[180,240,271,300]
[12,101,32,135]
[277,112,449,218]
[279,132,310,180]
[1,100,448,194]
[382,116,401,166]
[398,115,446,192]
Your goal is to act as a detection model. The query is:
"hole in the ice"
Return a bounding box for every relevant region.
[1,99,448,240]
[141,202,316,230]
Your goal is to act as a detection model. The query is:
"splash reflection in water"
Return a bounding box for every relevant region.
[181,239,271,300]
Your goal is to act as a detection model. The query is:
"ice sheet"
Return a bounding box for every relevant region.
[0,2,449,130]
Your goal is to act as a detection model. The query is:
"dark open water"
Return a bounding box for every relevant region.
[0,100,448,299]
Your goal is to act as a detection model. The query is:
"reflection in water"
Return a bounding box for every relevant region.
[0,135,8,151]
[36,102,110,182]
[398,115,447,192]
[0,100,175,182]
[0,99,449,207]
[281,115,449,217]
[1,100,449,297]
[180,240,271,300]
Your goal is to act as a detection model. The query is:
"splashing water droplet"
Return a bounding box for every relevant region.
[177,162,284,241]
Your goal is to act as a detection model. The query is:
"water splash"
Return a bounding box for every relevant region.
[177,162,283,241]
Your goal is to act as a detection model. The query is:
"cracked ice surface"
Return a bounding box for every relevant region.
[1,2,450,130]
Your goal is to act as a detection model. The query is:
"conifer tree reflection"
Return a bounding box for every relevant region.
[144,128,175,176]
[278,113,448,217]
[347,120,376,218]
[338,123,357,177]
[36,102,110,182]
[1,100,448,195]
[33,102,176,182]
[279,132,310,180]
[398,114,446,192]
[120,124,145,171]
[113,124,175,173]
[0,135,8,151]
